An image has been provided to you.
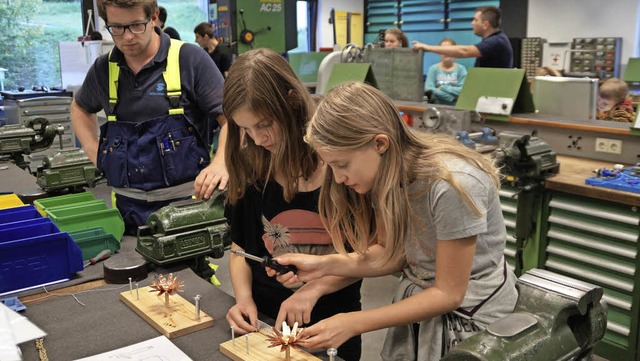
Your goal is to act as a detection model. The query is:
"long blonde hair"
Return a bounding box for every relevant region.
[224,48,318,204]
[305,82,500,264]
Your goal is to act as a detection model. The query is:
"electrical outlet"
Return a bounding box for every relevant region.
[595,138,623,154]
[595,138,609,153]
[608,139,623,154]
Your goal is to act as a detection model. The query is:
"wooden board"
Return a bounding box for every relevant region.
[120,286,214,339]
[219,330,321,361]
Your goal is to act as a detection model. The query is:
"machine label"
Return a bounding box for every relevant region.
[260,0,282,12]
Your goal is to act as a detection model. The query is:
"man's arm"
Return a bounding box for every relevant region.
[70,99,99,165]
[413,41,481,59]
[194,114,228,198]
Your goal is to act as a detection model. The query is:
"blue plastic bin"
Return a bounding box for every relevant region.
[0,217,51,232]
[0,205,41,224]
[0,218,83,295]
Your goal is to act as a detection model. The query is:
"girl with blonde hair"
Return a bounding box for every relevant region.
[223,48,362,361]
[276,82,517,360]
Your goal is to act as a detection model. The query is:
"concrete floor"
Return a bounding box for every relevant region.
[213,251,397,361]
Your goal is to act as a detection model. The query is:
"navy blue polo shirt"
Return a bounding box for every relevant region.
[474,30,513,68]
[75,27,224,142]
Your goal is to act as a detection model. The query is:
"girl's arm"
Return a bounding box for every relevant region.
[425,65,438,91]
[275,243,405,281]
[440,66,467,98]
[225,242,259,334]
[297,236,477,349]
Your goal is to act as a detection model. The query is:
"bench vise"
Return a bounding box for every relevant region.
[443,268,607,360]
[456,127,498,149]
[35,148,100,192]
[136,190,230,265]
[0,117,64,169]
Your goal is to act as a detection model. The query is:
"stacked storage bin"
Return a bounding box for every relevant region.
[34,192,122,260]
[0,204,83,295]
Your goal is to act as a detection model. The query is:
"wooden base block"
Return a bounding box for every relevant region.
[120,286,214,339]
[219,331,321,361]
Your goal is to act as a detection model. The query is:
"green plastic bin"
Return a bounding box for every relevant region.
[34,192,96,216]
[68,227,120,261]
[46,200,124,241]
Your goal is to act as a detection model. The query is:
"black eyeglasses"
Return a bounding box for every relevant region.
[106,19,150,36]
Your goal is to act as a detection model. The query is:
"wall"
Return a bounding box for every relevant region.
[316,0,364,50]
[527,0,640,64]
[317,1,640,61]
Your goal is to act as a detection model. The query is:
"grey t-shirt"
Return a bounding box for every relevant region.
[404,156,512,311]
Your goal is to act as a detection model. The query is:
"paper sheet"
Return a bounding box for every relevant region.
[74,335,192,361]
[0,302,47,361]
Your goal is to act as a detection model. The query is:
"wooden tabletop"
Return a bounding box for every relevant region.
[547,155,640,207]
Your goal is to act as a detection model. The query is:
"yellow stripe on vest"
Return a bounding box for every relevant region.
[107,39,185,121]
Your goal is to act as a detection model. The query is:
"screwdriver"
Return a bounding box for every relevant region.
[84,249,111,267]
[230,249,297,275]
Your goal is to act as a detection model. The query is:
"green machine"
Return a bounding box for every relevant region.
[136,191,230,266]
[35,148,100,192]
[494,131,559,276]
[0,117,64,170]
[443,268,607,360]
[216,0,297,55]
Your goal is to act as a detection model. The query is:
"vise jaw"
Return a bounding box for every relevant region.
[442,268,607,361]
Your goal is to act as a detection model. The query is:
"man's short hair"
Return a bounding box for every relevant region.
[158,6,167,23]
[97,0,157,23]
[477,6,501,29]
[194,22,215,38]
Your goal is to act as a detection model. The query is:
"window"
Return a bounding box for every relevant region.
[288,1,309,53]
[0,0,207,91]
[1,0,82,89]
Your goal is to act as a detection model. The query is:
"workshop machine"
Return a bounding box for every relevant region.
[412,105,483,138]
[136,190,230,266]
[0,117,64,170]
[443,268,607,360]
[35,148,100,193]
[494,131,560,276]
[216,0,297,55]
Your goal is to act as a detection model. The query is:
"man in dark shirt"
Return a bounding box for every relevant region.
[194,22,232,78]
[158,6,181,40]
[412,6,513,68]
[72,0,227,233]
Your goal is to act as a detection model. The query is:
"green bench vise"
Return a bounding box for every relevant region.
[35,148,100,192]
[136,191,230,265]
[443,268,607,360]
[0,117,64,169]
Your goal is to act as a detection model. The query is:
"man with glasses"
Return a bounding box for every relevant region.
[71,0,228,237]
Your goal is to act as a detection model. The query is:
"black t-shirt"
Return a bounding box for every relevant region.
[225,181,362,322]
[163,26,181,40]
[209,47,232,77]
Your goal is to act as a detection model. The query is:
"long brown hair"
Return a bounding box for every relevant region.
[305,82,500,265]
[224,48,318,204]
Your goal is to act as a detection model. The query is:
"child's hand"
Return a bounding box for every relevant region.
[266,266,304,289]
[272,253,327,282]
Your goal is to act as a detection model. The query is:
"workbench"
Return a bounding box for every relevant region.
[2,162,338,361]
[18,268,240,360]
